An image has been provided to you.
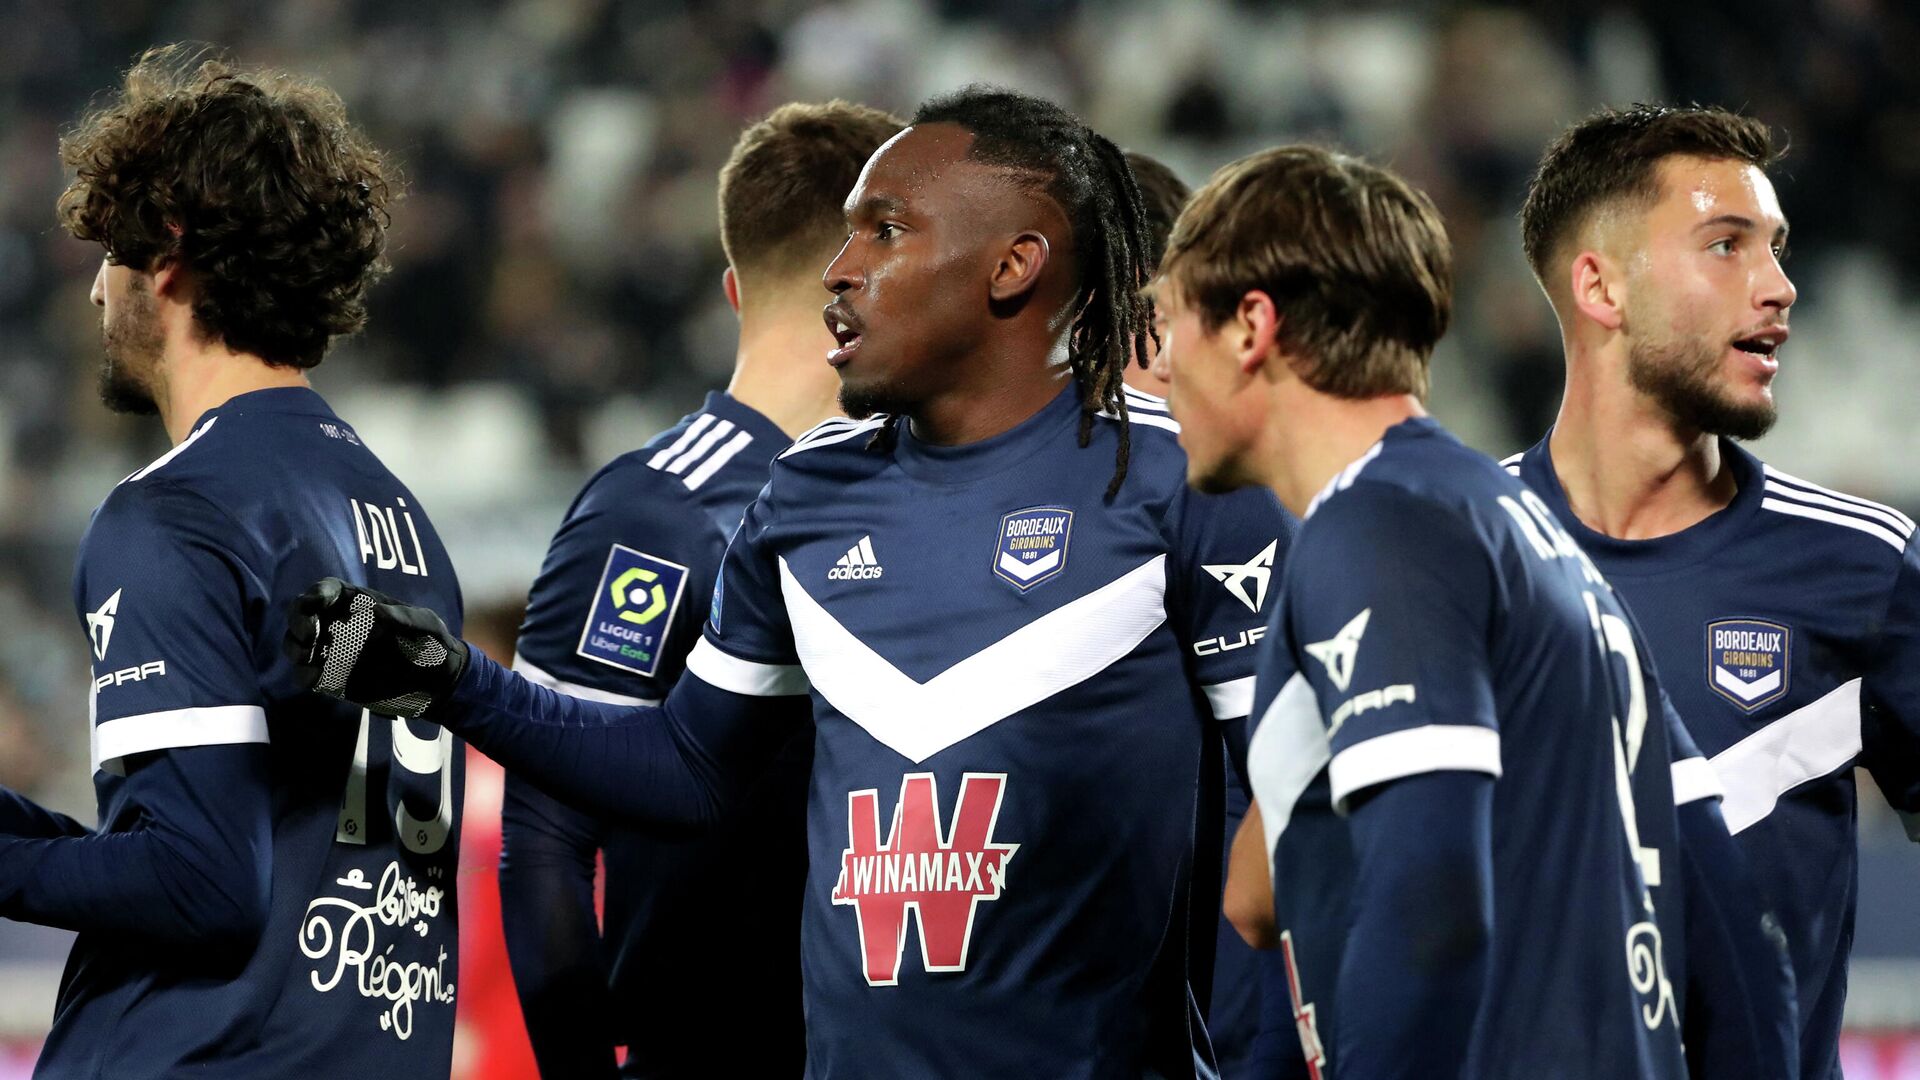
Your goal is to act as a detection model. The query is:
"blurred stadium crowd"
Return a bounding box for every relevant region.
[1,0,1918,1068]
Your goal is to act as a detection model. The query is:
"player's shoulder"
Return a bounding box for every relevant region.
[767,414,894,487]
[1298,419,1512,566]
[1749,451,1917,564]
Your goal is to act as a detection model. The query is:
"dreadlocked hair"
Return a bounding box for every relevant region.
[881,86,1158,498]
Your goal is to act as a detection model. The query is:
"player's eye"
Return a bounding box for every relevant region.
[1772,243,1789,262]
[1708,237,1735,256]
[875,222,899,241]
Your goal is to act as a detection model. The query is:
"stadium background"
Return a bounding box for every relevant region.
[0,0,1916,1075]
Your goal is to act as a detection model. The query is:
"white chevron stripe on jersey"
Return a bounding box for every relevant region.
[662,419,737,475]
[1246,672,1330,860]
[1713,677,1862,834]
[682,430,754,491]
[646,413,715,470]
[779,554,1169,763]
[1764,465,1915,533]
[1760,497,1907,552]
[1670,757,1723,807]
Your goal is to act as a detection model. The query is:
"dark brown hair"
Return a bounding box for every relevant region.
[718,100,905,282]
[1123,151,1191,269]
[1521,104,1778,285]
[58,45,395,369]
[1158,145,1453,400]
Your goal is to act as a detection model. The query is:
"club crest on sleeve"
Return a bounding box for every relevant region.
[994,506,1073,591]
[1704,618,1790,711]
[577,544,689,677]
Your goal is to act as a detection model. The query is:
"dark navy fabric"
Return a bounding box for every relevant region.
[1516,434,1920,1080]
[500,391,807,1079]
[442,383,1295,1079]
[30,387,464,1079]
[1246,417,1691,1080]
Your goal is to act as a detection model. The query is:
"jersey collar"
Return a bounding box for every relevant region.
[891,382,1083,484]
[1520,431,1766,574]
[194,385,340,431]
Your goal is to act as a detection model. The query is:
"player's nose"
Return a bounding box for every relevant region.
[823,236,861,296]
[90,260,106,307]
[1757,254,1796,313]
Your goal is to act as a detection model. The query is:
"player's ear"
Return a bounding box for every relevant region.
[150,258,184,301]
[988,231,1051,303]
[1569,251,1625,332]
[1234,289,1281,377]
[722,266,741,314]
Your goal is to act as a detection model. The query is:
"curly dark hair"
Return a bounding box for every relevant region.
[895,86,1158,499]
[58,45,396,369]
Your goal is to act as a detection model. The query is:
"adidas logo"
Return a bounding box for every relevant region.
[828,536,885,581]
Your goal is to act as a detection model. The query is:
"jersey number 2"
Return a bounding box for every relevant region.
[334,708,455,855]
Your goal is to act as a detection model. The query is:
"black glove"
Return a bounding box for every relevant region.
[285,577,469,718]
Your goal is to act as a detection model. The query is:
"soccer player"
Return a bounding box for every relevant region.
[1149,144,1740,1078]
[0,48,464,1078]
[289,86,1293,1078]
[498,100,903,1079]
[1113,146,1265,1077]
[1509,104,1920,1080]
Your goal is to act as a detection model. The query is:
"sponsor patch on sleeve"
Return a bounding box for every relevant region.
[576,544,690,677]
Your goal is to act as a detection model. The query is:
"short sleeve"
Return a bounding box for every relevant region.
[688,486,808,698]
[1860,532,1920,831]
[74,482,269,775]
[1167,483,1298,723]
[512,463,719,705]
[1286,485,1500,810]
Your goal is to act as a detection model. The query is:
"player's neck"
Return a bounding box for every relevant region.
[905,336,1072,447]
[1263,389,1425,518]
[157,338,309,445]
[1548,358,1734,541]
[729,300,846,439]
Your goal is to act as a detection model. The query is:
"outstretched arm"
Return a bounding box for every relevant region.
[290,580,808,833]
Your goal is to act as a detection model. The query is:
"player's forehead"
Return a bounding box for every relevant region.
[1647,154,1787,235]
[842,123,980,220]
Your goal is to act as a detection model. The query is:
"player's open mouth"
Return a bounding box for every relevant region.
[825,303,864,367]
[1730,326,1787,372]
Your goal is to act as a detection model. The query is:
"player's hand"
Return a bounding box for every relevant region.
[284,577,469,718]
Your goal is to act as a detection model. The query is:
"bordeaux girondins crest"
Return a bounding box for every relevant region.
[1705,617,1790,711]
[994,506,1073,591]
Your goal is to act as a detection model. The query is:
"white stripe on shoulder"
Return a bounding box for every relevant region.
[1762,469,1914,539]
[1121,387,1172,413]
[683,430,754,491]
[1670,756,1723,806]
[124,417,220,484]
[1100,407,1180,433]
[1304,440,1384,519]
[646,413,715,470]
[685,637,810,696]
[663,419,737,475]
[1202,676,1255,720]
[1764,465,1915,532]
[93,703,267,775]
[1499,451,1524,477]
[779,417,888,459]
[1760,498,1907,553]
[1326,724,1502,809]
[513,653,659,707]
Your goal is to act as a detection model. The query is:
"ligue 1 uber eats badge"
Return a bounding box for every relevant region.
[579,544,690,678]
[1705,617,1790,711]
[994,506,1073,591]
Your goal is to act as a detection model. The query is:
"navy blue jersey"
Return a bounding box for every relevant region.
[689,385,1293,1078]
[1513,435,1920,1080]
[40,388,464,1079]
[1247,417,1695,1079]
[501,391,807,1078]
